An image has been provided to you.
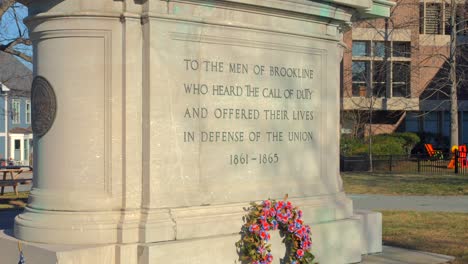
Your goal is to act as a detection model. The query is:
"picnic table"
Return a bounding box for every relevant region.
[0,167,32,197]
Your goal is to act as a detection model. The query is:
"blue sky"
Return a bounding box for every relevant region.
[0,3,32,69]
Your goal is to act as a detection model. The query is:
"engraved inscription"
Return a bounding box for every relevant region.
[180,58,319,166]
[31,76,57,138]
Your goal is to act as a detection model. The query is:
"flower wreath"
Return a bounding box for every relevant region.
[236,197,316,264]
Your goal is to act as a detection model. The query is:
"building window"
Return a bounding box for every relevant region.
[424,111,439,134]
[11,99,20,124]
[372,61,386,97]
[419,2,466,35]
[393,42,411,58]
[456,12,468,35]
[424,3,443,34]
[351,41,411,98]
[373,41,387,57]
[393,62,411,97]
[352,41,369,56]
[444,112,451,138]
[352,61,369,96]
[25,100,31,124]
[406,112,420,132]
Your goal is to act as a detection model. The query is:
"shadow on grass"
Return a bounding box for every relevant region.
[383,241,418,251]
[0,192,28,230]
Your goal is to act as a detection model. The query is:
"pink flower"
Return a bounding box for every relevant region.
[269,207,276,216]
[302,239,311,250]
[257,245,266,254]
[249,224,260,233]
[295,228,304,237]
[266,254,273,262]
[260,220,270,231]
[298,210,303,218]
[276,201,284,209]
[296,249,304,258]
[260,231,268,240]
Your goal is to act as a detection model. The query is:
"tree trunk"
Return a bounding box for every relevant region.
[368,100,373,172]
[450,0,459,148]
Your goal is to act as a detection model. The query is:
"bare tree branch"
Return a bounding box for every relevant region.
[1,48,31,62]
[0,0,16,19]
[0,0,32,62]
[0,37,32,62]
[11,4,22,37]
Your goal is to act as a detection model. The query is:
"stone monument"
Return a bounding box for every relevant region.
[0,0,393,263]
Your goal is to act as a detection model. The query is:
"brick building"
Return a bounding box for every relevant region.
[341,0,468,148]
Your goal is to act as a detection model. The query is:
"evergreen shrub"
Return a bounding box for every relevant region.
[340,132,420,156]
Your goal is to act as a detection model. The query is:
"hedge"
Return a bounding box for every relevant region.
[341,132,420,156]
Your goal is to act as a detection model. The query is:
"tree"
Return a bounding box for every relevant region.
[418,0,468,148]
[448,0,459,147]
[341,0,419,171]
[0,0,31,63]
[342,0,468,162]
[0,0,32,122]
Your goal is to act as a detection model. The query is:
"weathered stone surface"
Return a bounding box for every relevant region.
[8,0,394,263]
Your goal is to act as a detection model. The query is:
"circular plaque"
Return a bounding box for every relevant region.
[31,76,57,138]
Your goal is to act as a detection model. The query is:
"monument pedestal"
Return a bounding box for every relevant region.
[6,0,393,263]
[140,210,381,264]
[6,196,382,263]
[3,209,381,264]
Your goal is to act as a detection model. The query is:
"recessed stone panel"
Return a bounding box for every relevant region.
[148,20,330,207]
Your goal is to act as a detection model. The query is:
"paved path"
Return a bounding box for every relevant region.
[350,194,468,213]
[361,246,454,264]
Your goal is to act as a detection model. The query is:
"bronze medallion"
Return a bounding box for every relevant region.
[31,76,57,138]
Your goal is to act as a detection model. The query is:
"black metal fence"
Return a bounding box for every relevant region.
[340,151,468,174]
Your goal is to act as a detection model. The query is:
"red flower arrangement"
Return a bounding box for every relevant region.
[236,196,316,264]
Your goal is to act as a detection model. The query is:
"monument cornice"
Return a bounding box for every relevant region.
[23,0,394,23]
[23,1,352,24]
[318,0,395,19]
[356,0,396,19]
[142,12,343,41]
[160,0,353,22]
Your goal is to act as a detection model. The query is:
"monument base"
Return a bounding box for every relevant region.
[0,211,381,264]
[140,211,381,264]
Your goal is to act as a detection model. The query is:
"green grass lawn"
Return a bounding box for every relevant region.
[343,172,468,195]
[0,191,28,210]
[382,211,468,264]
